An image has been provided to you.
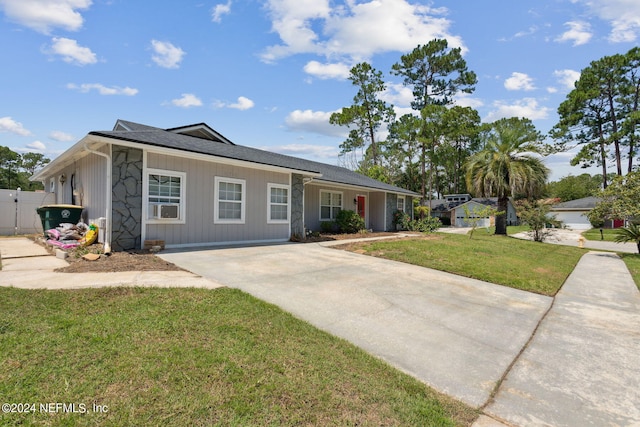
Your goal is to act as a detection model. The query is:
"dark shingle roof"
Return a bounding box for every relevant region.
[91,120,417,196]
[552,196,601,210]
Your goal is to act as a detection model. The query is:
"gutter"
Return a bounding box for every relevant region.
[83,142,112,254]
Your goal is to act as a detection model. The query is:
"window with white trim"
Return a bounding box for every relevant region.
[397,196,405,212]
[268,183,289,223]
[147,169,186,223]
[320,190,342,220]
[215,177,246,224]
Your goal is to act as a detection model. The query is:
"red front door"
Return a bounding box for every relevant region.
[357,195,366,219]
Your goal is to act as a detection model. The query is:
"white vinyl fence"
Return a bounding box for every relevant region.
[0,189,55,235]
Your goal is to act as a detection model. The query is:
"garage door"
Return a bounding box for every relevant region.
[552,211,591,230]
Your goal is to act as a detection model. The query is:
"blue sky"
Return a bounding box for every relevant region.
[1,0,639,181]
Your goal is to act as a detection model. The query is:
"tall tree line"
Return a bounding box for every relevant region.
[552,47,640,188]
[0,146,49,190]
[331,38,480,201]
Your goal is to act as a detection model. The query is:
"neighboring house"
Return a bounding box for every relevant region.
[430,194,472,225]
[430,194,517,228]
[550,196,603,230]
[451,198,517,228]
[31,120,417,251]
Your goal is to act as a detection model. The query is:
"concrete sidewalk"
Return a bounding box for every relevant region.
[512,228,638,253]
[482,251,640,426]
[0,237,222,289]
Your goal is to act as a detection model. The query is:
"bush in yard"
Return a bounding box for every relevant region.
[320,220,337,233]
[393,210,441,233]
[393,210,411,230]
[517,199,561,242]
[335,209,365,234]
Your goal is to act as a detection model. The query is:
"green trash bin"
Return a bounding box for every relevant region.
[36,204,84,235]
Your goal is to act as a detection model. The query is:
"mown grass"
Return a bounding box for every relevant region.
[582,228,618,242]
[0,287,477,427]
[620,254,640,291]
[345,232,585,296]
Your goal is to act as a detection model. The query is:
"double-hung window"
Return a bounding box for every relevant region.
[320,190,342,220]
[215,177,245,224]
[268,183,289,224]
[397,196,405,212]
[147,169,186,223]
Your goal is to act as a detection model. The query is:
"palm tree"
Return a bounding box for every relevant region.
[465,117,549,235]
[614,222,640,253]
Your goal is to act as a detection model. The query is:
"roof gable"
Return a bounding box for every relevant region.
[166,123,235,145]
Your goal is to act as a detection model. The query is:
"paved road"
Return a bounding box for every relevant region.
[160,241,552,408]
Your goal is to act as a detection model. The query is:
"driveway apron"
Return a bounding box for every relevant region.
[485,251,640,426]
[159,242,551,408]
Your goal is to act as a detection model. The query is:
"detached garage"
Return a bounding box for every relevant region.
[550,197,600,230]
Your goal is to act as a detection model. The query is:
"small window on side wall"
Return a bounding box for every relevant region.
[397,196,405,212]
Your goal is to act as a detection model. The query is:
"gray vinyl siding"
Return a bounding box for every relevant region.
[146,152,290,246]
[369,192,386,231]
[304,184,372,232]
[46,146,109,224]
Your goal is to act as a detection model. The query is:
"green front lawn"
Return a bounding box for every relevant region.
[0,287,477,427]
[342,232,585,296]
[620,254,640,291]
[582,228,619,242]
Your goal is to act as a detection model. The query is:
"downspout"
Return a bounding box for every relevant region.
[84,142,112,254]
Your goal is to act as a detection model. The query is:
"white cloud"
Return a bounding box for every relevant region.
[573,0,640,42]
[504,72,536,91]
[261,0,464,63]
[151,40,185,69]
[212,1,231,23]
[229,96,255,110]
[380,82,413,107]
[49,130,74,141]
[49,37,97,65]
[485,98,550,122]
[26,140,46,151]
[171,93,202,108]
[0,0,91,34]
[555,21,592,46]
[0,116,32,136]
[67,83,138,96]
[453,92,484,109]
[262,143,339,160]
[285,109,346,137]
[214,96,255,110]
[554,69,581,91]
[304,61,351,80]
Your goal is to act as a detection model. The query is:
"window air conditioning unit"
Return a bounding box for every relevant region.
[152,204,179,219]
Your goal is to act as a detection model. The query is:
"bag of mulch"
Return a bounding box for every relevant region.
[45,229,61,240]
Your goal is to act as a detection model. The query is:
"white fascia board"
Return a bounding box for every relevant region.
[30,135,97,181]
[87,134,323,178]
[311,179,416,196]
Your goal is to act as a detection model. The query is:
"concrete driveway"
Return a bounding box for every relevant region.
[159,241,551,408]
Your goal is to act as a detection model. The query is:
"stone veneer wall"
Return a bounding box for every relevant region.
[290,174,305,240]
[111,146,143,251]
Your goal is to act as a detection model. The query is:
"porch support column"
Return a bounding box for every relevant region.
[291,173,305,240]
